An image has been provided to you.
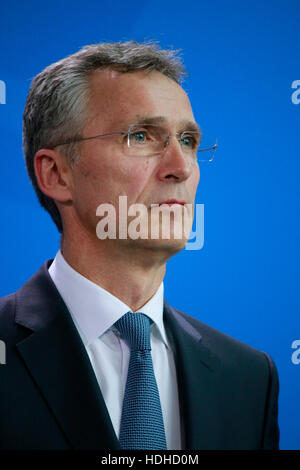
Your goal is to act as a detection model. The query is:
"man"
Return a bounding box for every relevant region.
[0,41,279,450]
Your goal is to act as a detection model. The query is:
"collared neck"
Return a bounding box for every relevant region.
[48,250,169,348]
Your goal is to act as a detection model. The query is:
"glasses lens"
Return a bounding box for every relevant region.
[126,123,217,161]
[180,131,201,155]
[127,124,166,156]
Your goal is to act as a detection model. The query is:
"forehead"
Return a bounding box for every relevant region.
[85,68,195,131]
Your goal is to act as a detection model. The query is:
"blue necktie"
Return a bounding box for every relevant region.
[114,311,167,450]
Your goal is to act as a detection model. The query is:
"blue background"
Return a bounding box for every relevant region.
[0,0,299,450]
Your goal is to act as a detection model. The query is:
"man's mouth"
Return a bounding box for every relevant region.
[154,199,187,207]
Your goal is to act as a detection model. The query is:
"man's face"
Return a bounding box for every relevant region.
[67,68,200,254]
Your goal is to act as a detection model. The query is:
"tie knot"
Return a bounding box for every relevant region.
[114,312,152,351]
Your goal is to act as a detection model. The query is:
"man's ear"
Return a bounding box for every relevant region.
[34,148,73,203]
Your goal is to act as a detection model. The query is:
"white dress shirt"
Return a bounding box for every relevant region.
[48,250,182,450]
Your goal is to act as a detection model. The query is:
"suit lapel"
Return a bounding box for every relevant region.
[163,302,222,450]
[14,260,223,450]
[15,261,120,450]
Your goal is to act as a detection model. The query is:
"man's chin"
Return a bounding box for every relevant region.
[119,234,189,255]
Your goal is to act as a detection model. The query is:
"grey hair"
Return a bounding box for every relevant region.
[22,41,187,233]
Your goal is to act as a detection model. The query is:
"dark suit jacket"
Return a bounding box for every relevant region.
[0,260,279,450]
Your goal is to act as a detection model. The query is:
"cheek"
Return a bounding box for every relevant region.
[196,165,200,185]
[113,157,154,199]
[190,165,200,194]
[75,153,154,206]
[131,164,152,191]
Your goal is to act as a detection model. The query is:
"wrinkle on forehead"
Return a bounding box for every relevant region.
[85,68,195,134]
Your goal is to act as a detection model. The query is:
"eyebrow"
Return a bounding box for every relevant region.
[132,115,202,134]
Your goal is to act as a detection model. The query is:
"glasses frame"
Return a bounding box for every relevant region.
[51,124,218,162]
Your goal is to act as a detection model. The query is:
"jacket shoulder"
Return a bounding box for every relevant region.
[0,292,17,323]
[169,304,274,372]
[0,292,20,343]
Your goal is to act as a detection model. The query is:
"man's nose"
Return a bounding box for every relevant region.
[157,134,195,182]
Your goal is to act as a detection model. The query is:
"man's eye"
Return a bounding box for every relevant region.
[181,135,196,148]
[134,131,147,142]
[128,130,149,145]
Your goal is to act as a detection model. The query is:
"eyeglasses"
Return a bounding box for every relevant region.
[52,123,218,162]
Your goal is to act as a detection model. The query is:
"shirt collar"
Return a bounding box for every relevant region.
[48,250,169,348]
